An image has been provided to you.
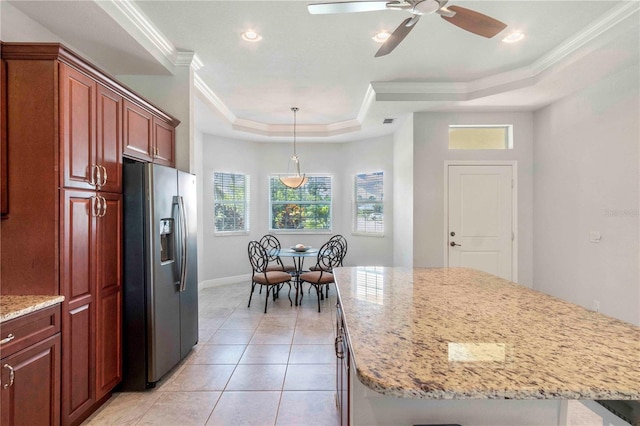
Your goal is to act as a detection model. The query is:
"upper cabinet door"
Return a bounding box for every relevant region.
[123,100,153,162]
[59,64,97,190]
[96,85,122,193]
[153,118,175,167]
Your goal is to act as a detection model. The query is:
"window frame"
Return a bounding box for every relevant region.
[213,171,250,236]
[353,171,385,236]
[448,124,514,150]
[268,174,333,234]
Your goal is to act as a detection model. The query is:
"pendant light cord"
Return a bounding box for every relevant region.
[292,107,299,158]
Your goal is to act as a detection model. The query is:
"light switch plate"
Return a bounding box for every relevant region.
[589,231,601,243]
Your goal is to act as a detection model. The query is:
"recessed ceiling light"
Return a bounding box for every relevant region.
[373,31,391,43]
[502,32,525,43]
[241,30,262,42]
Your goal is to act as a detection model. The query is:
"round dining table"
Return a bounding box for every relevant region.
[274,247,318,306]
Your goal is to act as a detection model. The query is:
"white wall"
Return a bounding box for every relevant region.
[413,111,535,287]
[533,63,640,325]
[340,135,395,268]
[199,134,394,283]
[393,116,414,267]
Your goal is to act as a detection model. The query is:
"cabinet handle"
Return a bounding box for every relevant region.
[88,164,97,186]
[335,333,344,359]
[0,334,15,345]
[91,196,99,217]
[100,165,108,186]
[2,364,14,389]
[95,164,102,189]
[99,196,107,218]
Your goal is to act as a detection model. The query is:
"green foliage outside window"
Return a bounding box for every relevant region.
[270,176,332,231]
[214,172,249,233]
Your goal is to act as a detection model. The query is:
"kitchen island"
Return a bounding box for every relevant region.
[332,267,640,426]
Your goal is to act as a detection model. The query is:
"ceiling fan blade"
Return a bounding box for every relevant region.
[375,17,417,57]
[308,1,390,14]
[440,5,507,38]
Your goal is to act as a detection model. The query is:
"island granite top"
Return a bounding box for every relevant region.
[0,295,65,323]
[333,267,640,400]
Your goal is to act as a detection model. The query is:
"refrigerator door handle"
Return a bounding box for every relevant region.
[177,195,188,292]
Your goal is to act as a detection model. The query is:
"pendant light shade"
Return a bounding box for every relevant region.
[279,107,308,189]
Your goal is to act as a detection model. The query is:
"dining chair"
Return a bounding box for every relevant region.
[299,240,341,312]
[329,234,348,266]
[259,234,297,273]
[247,240,293,313]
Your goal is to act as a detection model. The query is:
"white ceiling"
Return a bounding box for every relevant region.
[5,0,639,142]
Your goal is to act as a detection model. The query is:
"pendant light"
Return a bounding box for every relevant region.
[279,107,308,189]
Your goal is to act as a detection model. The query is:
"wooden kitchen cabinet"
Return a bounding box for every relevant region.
[60,64,123,193]
[0,304,62,426]
[1,43,177,425]
[123,99,176,167]
[60,189,123,423]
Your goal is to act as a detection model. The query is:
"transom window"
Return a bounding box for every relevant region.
[269,176,332,232]
[448,125,513,150]
[214,172,250,234]
[354,171,384,235]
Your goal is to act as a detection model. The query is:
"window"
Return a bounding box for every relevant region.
[269,176,332,231]
[448,125,513,149]
[354,171,384,234]
[214,172,250,233]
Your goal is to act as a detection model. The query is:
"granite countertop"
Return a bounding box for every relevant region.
[0,295,65,323]
[333,267,640,400]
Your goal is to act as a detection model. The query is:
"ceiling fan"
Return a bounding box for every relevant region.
[307,0,508,57]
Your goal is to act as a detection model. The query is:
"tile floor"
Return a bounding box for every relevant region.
[84,281,340,426]
[85,280,607,426]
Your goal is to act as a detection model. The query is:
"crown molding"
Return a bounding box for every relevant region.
[531,1,639,74]
[369,2,639,103]
[101,0,638,138]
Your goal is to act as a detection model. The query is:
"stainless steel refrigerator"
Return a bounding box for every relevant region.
[121,161,198,390]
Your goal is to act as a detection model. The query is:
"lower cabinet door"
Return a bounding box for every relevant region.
[95,193,123,399]
[0,334,61,426]
[60,190,96,425]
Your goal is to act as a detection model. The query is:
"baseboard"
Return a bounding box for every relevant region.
[199,274,251,290]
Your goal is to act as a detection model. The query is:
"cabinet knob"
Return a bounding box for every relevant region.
[0,333,15,345]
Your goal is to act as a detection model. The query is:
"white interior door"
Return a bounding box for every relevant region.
[447,164,513,280]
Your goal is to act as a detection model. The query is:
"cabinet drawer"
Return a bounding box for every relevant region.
[0,305,61,358]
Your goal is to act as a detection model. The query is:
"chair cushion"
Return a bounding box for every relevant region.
[266,264,297,272]
[299,271,334,284]
[254,271,291,285]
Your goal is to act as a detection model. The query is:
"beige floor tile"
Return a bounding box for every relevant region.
[205,391,280,426]
[275,391,340,426]
[225,364,287,391]
[250,328,295,345]
[219,315,262,330]
[187,344,246,365]
[162,364,235,391]
[239,344,291,364]
[292,327,335,344]
[258,315,297,329]
[207,329,255,345]
[289,344,336,364]
[137,391,221,426]
[84,391,162,425]
[284,364,335,391]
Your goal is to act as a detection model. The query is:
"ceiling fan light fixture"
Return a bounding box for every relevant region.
[241,30,262,42]
[279,107,308,189]
[373,31,391,43]
[502,31,525,43]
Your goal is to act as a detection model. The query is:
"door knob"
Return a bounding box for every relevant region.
[450,242,462,247]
